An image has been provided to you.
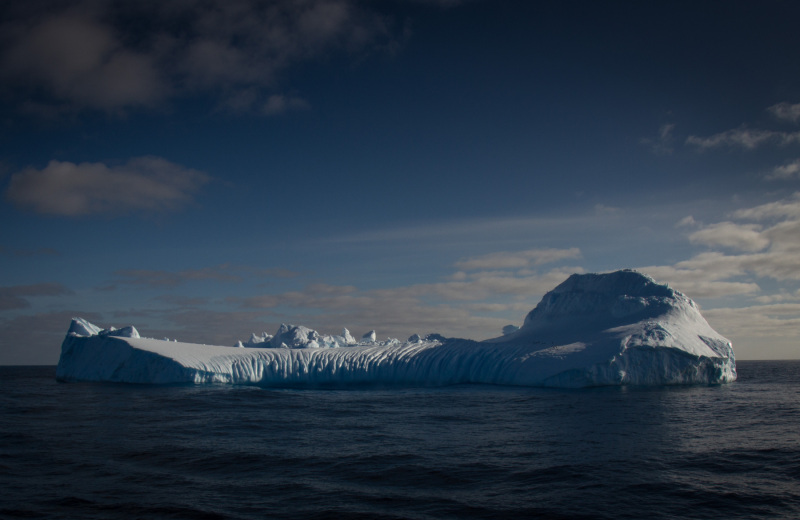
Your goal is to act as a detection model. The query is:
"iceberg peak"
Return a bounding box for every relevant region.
[517,269,688,337]
[68,318,139,338]
[68,317,102,337]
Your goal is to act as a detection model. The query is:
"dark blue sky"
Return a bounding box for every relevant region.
[2,0,800,363]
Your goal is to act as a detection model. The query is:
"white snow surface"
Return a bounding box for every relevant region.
[56,270,736,388]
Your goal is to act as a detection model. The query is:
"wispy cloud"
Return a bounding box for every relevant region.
[593,204,623,216]
[639,262,760,298]
[262,94,311,116]
[768,102,800,123]
[640,123,675,155]
[676,215,698,228]
[753,289,800,304]
[686,102,800,150]
[107,264,299,289]
[703,304,800,339]
[688,222,769,252]
[686,127,800,150]
[5,156,211,216]
[731,193,800,220]
[324,212,630,248]
[454,248,580,271]
[766,159,800,180]
[111,267,241,289]
[640,193,800,303]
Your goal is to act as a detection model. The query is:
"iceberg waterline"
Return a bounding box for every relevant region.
[56,270,737,388]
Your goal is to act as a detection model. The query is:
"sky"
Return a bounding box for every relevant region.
[1,0,800,364]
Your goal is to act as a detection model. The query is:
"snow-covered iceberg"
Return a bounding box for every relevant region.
[55,270,736,388]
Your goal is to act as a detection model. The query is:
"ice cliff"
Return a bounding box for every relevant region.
[55,270,736,388]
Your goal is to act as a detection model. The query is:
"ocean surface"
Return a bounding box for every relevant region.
[1,361,798,520]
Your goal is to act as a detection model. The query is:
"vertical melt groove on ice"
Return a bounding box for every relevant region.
[56,270,737,388]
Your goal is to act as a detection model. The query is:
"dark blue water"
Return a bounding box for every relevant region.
[1,361,799,520]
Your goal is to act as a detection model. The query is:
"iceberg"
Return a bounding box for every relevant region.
[55,270,736,387]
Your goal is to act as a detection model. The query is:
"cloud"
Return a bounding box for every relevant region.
[0,0,396,114]
[753,289,800,304]
[107,264,299,289]
[699,304,800,359]
[768,102,800,123]
[766,159,800,180]
[231,265,584,340]
[111,267,241,289]
[664,238,800,284]
[0,283,72,311]
[594,204,622,216]
[5,156,211,216]
[638,263,760,299]
[454,248,581,270]
[417,267,585,302]
[703,304,800,338]
[323,212,628,248]
[676,215,697,228]
[116,262,582,345]
[639,192,800,305]
[640,123,675,155]
[237,284,512,340]
[731,193,800,220]
[685,103,800,150]
[688,221,770,252]
[262,94,311,116]
[686,127,800,150]
[1,11,164,111]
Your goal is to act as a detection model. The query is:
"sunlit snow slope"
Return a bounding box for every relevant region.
[56,270,736,387]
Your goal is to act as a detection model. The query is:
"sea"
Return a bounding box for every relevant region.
[1,361,798,520]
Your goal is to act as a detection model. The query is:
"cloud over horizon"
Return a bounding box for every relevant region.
[634,192,800,355]
[645,193,800,285]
